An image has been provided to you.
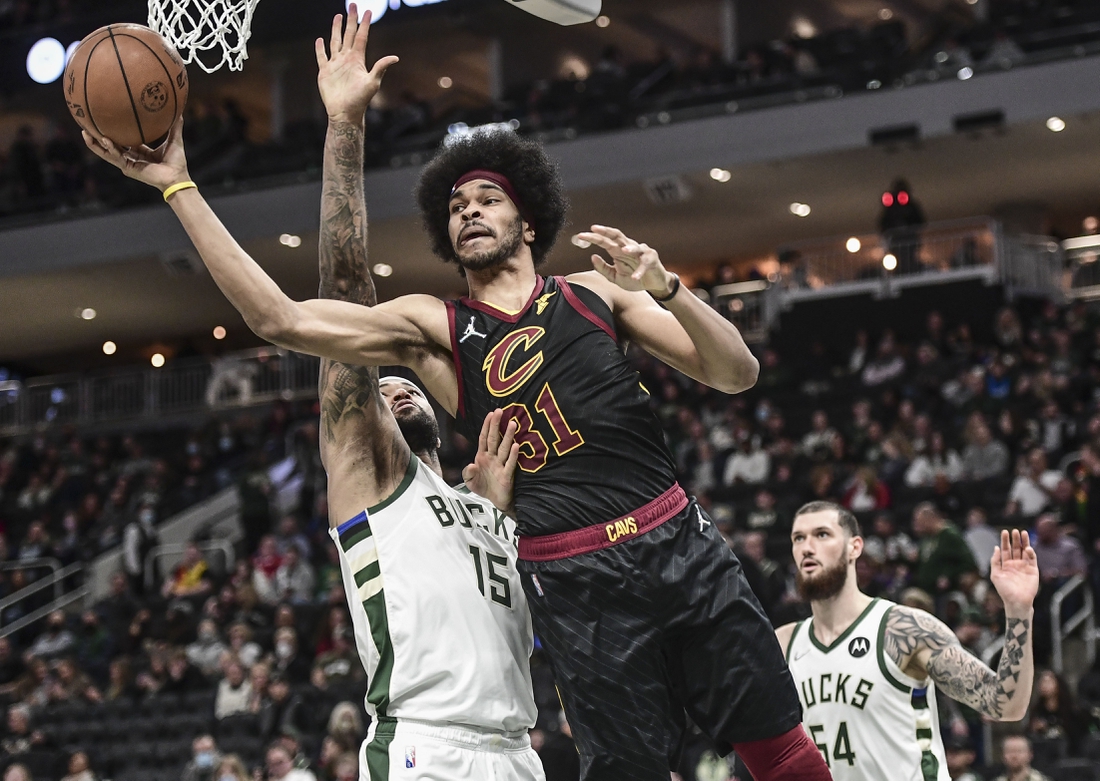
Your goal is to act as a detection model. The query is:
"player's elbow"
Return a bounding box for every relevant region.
[997,701,1029,723]
[250,301,300,348]
[718,354,759,394]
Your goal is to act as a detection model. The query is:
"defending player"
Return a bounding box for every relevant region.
[82,9,827,780]
[777,501,1037,781]
[309,14,540,781]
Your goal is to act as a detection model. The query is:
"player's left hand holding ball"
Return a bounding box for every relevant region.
[990,529,1040,616]
[573,225,678,299]
[81,116,191,195]
[316,3,399,122]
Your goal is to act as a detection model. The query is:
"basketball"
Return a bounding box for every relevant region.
[63,24,189,148]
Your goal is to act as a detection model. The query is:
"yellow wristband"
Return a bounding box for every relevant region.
[163,181,198,202]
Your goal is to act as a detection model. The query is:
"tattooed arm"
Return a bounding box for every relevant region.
[882,530,1038,722]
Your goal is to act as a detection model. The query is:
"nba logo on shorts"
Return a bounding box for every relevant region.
[531,574,545,597]
[404,747,415,768]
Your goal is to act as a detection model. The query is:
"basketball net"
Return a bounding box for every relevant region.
[148,0,260,73]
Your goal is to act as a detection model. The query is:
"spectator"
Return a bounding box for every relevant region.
[48,658,101,704]
[906,431,964,487]
[963,508,999,577]
[270,627,311,684]
[862,332,907,387]
[842,467,891,513]
[247,662,271,713]
[1027,669,1087,753]
[801,410,838,461]
[1,705,44,759]
[187,619,228,679]
[962,418,1009,481]
[259,675,307,743]
[332,753,358,781]
[0,638,25,696]
[911,503,979,596]
[161,542,213,599]
[59,751,94,781]
[863,513,919,566]
[252,536,283,604]
[265,744,315,781]
[1005,449,1061,519]
[273,516,311,560]
[121,504,157,596]
[325,702,363,754]
[3,766,31,781]
[27,611,75,660]
[161,650,203,694]
[944,736,983,781]
[275,547,316,605]
[96,572,136,638]
[103,658,136,701]
[991,735,1050,781]
[314,629,362,687]
[226,622,262,669]
[181,735,221,781]
[1032,514,1087,582]
[214,660,252,720]
[215,755,249,781]
[74,611,112,682]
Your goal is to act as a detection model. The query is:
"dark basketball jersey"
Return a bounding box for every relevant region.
[447,275,677,538]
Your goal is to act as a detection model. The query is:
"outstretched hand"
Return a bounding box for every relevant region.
[572,225,676,297]
[463,409,519,517]
[316,3,399,122]
[82,116,190,193]
[990,529,1040,616]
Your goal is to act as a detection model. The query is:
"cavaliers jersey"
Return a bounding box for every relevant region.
[447,275,677,537]
[785,598,950,781]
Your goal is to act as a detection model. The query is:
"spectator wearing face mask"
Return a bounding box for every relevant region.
[214,755,249,781]
[187,619,228,680]
[121,503,158,596]
[270,627,311,684]
[181,735,221,781]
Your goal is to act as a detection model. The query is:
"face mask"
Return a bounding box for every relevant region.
[139,509,155,525]
[276,642,293,658]
[195,752,215,768]
[219,776,236,781]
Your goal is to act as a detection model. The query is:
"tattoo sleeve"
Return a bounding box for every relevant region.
[317,118,380,444]
[883,606,1032,721]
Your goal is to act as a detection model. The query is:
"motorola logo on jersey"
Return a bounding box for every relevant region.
[848,637,871,658]
[482,326,546,397]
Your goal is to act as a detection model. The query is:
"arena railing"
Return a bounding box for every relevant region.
[0,561,85,638]
[1050,573,1095,677]
[0,347,321,437]
[0,558,64,604]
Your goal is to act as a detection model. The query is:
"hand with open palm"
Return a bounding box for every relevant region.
[572,225,677,298]
[316,3,399,123]
[990,529,1040,617]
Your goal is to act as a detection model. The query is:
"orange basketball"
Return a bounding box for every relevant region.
[63,24,189,148]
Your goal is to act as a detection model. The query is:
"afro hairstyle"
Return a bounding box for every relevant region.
[415,129,568,268]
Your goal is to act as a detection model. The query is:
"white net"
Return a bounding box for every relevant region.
[148,0,261,73]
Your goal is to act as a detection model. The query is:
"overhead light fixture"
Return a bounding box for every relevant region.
[78,308,96,320]
[373,263,393,278]
[279,234,302,248]
[213,326,227,340]
[883,253,898,270]
[595,15,610,27]
[1084,216,1098,233]
[151,353,165,368]
[957,67,974,80]
[102,341,117,356]
[1047,116,1066,132]
[709,168,732,183]
[846,238,862,253]
[26,37,66,84]
[879,8,893,20]
[789,202,811,217]
[438,76,452,89]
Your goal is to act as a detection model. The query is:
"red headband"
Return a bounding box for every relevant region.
[451,170,532,225]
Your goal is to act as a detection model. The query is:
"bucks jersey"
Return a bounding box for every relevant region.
[785,598,950,781]
[447,275,677,537]
[329,456,537,733]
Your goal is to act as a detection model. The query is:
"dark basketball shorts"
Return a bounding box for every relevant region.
[517,493,802,781]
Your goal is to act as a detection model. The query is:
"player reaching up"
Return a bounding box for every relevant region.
[82,8,828,779]
[777,501,1037,781]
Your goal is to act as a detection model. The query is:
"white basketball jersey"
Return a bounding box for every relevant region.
[785,598,950,781]
[329,457,537,734]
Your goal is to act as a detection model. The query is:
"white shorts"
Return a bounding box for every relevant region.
[360,718,546,781]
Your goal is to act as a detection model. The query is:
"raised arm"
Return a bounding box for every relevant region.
[569,226,758,394]
[882,530,1037,722]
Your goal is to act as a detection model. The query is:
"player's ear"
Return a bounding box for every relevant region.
[849,534,863,563]
[523,221,535,245]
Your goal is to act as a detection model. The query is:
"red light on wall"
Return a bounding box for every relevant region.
[882,192,894,207]
[897,191,910,205]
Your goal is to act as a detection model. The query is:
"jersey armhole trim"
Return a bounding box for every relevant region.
[557,277,618,344]
[785,621,803,661]
[366,456,419,515]
[445,301,467,419]
[877,604,914,693]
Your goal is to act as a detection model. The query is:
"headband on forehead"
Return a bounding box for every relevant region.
[451,169,532,226]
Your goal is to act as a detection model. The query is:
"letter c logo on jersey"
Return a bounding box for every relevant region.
[848,637,870,658]
[483,326,546,398]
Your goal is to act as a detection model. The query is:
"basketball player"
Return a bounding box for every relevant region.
[82,9,827,780]
[316,15,539,781]
[777,501,1038,780]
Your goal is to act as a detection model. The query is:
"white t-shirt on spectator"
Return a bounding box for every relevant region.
[905,451,964,487]
[722,450,770,485]
[214,679,252,719]
[1008,470,1061,517]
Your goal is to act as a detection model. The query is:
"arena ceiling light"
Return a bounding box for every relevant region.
[279,234,302,248]
[846,238,862,253]
[438,76,453,89]
[596,15,610,27]
[102,341,117,356]
[151,353,166,368]
[213,326,227,340]
[957,67,974,80]
[27,37,66,84]
[789,202,811,217]
[373,263,394,277]
[1047,117,1066,132]
[883,253,898,270]
[709,168,732,183]
[76,307,96,320]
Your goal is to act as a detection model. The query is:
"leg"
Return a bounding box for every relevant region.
[519,555,681,781]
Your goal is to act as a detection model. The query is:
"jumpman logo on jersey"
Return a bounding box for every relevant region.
[536,292,557,315]
[460,319,488,343]
[696,506,710,533]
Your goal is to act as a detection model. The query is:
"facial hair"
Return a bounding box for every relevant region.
[795,556,849,602]
[396,407,440,456]
[456,214,524,272]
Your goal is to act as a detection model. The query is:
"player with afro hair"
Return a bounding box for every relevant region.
[415,129,568,270]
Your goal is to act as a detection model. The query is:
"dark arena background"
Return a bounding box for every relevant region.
[0,0,1099,779]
